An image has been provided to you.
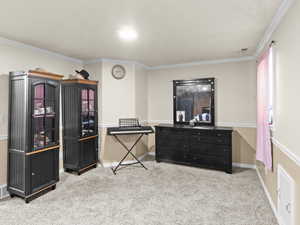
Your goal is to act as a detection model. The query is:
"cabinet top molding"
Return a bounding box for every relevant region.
[28,70,64,80]
[62,79,98,85]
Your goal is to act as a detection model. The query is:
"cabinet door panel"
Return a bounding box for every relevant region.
[31,80,59,152]
[30,149,59,193]
[80,138,97,168]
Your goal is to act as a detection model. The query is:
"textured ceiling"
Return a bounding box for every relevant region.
[0,0,282,66]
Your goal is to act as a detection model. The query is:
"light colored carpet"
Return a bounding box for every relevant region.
[0,158,278,225]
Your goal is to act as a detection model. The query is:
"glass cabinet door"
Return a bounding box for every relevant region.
[33,82,57,150]
[81,88,96,137]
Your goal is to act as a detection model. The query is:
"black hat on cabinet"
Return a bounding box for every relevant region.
[75,69,90,80]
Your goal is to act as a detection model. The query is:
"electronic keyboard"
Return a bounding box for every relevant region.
[107,126,154,135]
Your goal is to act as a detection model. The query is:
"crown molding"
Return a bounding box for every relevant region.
[83,56,254,70]
[255,0,294,58]
[0,37,83,64]
[83,58,151,69]
[147,56,255,70]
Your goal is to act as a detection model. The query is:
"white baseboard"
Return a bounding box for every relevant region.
[148,152,155,156]
[256,168,281,225]
[0,184,9,199]
[101,152,149,168]
[232,162,256,169]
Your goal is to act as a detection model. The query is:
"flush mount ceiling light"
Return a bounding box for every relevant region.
[118,26,138,41]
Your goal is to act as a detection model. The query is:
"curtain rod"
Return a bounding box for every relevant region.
[270,40,276,47]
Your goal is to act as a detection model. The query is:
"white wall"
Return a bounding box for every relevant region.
[147,60,257,126]
[86,61,149,127]
[0,42,82,136]
[269,0,300,158]
[101,61,136,126]
[135,64,148,122]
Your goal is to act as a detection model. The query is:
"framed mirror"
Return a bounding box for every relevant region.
[173,78,215,126]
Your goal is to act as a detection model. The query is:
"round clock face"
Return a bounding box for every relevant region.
[112,65,126,80]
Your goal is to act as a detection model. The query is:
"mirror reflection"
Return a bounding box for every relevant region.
[174,79,214,125]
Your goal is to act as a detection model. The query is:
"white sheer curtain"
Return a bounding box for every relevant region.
[256,48,273,170]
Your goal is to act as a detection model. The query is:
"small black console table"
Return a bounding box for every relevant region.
[155,124,233,173]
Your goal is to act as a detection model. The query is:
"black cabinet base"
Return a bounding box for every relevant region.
[64,162,97,176]
[8,183,57,203]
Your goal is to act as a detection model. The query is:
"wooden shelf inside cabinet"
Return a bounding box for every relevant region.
[79,135,98,142]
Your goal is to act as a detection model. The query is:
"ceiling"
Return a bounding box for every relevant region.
[0,0,282,66]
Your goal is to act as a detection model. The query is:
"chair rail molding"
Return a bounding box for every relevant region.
[0,135,8,141]
[272,138,300,167]
[147,120,256,128]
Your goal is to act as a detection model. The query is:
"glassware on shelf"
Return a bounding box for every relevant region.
[82,101,88,112]
[33,132,45,149]
[45,131,54,145]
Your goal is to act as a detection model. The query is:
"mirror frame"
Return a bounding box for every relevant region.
[173,78,215,126]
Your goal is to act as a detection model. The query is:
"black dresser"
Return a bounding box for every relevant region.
[155,124,233,173]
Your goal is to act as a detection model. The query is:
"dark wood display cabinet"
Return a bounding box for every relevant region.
[62,79,99,175]
[8,70,63,203]
[155,124,233,173]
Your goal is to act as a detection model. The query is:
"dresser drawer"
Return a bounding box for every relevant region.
[156,148,185,162]
[156,129,187,147]
[190,132,231,145]
[189,143,229,157]
[186,154,227,169]
[157,128,186,138]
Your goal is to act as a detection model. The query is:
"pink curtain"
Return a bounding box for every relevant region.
[256,49,272,170]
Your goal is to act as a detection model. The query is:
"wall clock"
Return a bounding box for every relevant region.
[112,65,126,80]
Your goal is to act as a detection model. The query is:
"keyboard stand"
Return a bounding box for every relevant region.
[111,134,148,175]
